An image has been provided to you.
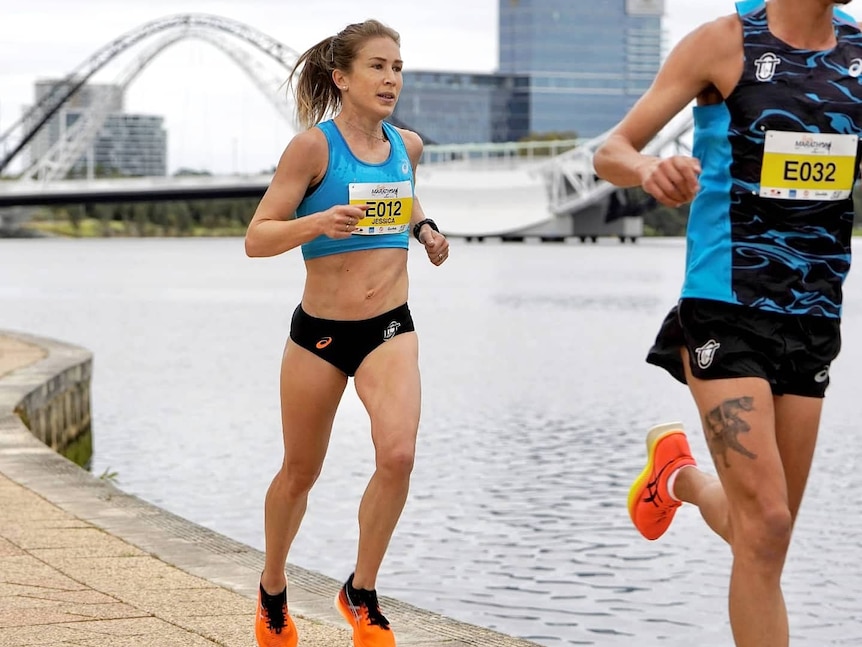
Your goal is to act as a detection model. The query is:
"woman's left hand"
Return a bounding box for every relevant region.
[421,228,449,266]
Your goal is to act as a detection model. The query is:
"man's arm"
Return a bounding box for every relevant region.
[593,15,741,206]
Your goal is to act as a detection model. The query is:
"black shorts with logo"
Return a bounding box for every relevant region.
[289,302,415,377]
[646,298,841,398]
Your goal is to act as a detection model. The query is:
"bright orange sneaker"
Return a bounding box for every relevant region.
[335,574,396,647]
[627,422,697,541]
[255,583,298,647]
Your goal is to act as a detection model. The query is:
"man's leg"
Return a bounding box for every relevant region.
[772,394,821,522]
[672,465,730,541]
[681,367,792,647]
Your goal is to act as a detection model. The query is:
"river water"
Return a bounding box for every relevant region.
[1,236,860,646]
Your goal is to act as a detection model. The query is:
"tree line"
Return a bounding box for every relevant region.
[33,198,259,237]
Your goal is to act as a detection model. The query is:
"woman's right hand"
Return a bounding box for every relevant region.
[319,204,370,239]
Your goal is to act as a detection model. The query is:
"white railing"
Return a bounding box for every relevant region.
[421,139,583,167]
[537,112,694,215]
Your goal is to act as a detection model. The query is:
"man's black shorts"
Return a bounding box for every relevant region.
[646,298,841,398]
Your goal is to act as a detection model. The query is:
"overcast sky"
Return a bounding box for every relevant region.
[0,1,757,174]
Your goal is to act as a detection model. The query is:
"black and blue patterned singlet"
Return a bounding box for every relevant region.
[681,0,862,318]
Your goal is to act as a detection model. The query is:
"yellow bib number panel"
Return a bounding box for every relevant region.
[348,181,413,235]
[760,130,858,200]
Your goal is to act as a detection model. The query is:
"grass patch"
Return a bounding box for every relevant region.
[25,218,246,238]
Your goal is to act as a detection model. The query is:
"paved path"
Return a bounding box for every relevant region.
[0,332,539,647]
[0,335,45,378]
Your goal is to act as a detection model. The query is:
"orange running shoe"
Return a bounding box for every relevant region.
[255,583,298,647]
[335,574,396,647]
[628,422,697,541]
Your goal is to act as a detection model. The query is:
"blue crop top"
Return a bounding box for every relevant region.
[295,120,415,261]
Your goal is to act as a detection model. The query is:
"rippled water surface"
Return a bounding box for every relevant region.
[2,237,860,646]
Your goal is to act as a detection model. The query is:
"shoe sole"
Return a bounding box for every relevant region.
[334,591,360,628]
[626,421,685,523]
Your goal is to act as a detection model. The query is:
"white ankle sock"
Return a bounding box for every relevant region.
[667,465,694,502]
[667,468,683,502]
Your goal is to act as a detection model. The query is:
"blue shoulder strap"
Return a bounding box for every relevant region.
[834,7,857,27]
[735,0,763,18]
[316,119,336,137]
[381,120,400,144]
[736,1,855,26]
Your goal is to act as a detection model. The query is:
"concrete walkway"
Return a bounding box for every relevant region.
[0,331,540,647]
[0,335,45,378]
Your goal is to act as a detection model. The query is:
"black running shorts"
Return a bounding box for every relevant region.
[289,303,415,377]
[646,298,841,398]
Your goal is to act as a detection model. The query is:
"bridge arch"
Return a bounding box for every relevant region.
[22,27,302,182]
[0,13,303,175]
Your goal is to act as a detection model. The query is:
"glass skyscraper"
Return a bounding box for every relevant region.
[392,71,529,145]
[500,0,663,138]
[394,0,663,143]
[27,80,167,178]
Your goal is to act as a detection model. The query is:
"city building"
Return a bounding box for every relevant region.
[392,71,529,145]
[394,0,664,144]
[74,113,167,178]
[27,80,167,178]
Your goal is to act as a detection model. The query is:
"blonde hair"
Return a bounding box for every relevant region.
[287,19,401,129]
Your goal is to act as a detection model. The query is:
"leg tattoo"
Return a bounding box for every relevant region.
[704,397,758,468]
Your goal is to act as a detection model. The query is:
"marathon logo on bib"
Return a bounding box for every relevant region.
[759,131,859,200]
[348,181,413,235]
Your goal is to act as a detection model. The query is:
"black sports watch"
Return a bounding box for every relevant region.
[412,218,439,242]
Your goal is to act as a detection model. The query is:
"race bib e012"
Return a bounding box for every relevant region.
[759,130,859,200]
[348,181,413,235]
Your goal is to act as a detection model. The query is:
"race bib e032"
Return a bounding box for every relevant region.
[759,130,859,200]
[348,181,413,235]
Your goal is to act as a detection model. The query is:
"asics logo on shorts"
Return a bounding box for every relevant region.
[695,339,721,369]
[316,337,332,349]
[814,367,830,383]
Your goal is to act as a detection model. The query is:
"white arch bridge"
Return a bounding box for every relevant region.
[0,13,695,240]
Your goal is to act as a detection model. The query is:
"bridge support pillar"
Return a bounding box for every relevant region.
[508,195,644,242]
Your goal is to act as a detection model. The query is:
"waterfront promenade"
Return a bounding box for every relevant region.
[0,331,539,647]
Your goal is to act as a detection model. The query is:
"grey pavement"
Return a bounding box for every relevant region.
[0,331,540,647]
